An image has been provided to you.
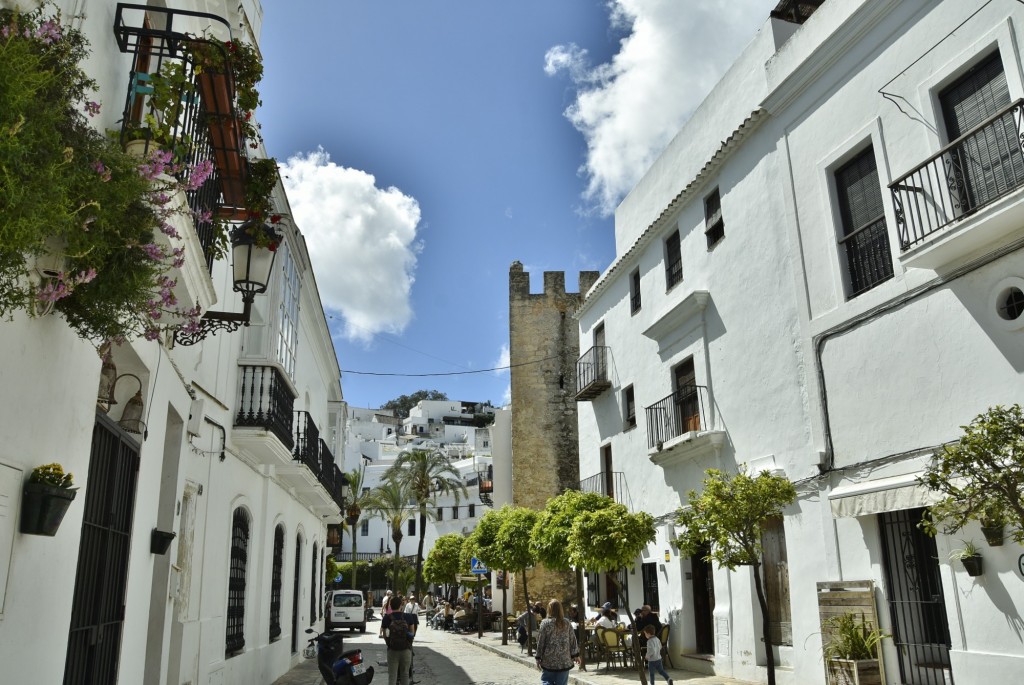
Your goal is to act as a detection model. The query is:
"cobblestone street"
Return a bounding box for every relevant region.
[273,622,757,685]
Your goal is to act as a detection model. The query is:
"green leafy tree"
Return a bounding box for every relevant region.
[675,468,796,685]
[380,390,448,419]
[919,404,1024,543]
[364,479,414,592]
[386,448,466,597]
[468,506,537,646]
[533,490,614,668]
[424,533,465,600]
[566,502,656,684]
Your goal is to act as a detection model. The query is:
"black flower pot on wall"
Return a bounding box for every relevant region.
[981,524,1005,547]
[151,529,177,555]
[19,482,77,536]
[961,554,984,577]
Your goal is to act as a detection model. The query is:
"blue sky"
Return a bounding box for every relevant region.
[258,0,776,410]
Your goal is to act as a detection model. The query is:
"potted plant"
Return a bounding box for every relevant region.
[821,612,888,685]
[980,507,1006,547]
[20,463,78,536]
[949,540,984,577]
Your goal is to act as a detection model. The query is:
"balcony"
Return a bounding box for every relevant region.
[577,471,632,511]
[232,364,296,465]
[645,385,726,467]
[478,464,493,507]
[891,99,1024,270]
[576,346,612,400]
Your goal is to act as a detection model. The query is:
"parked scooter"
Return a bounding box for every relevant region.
[304,628,374,685]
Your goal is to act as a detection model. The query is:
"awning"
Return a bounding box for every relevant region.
[829,472,942,518]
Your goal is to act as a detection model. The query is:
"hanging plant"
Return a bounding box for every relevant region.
[0,5,208,343]
[188,36,263,147]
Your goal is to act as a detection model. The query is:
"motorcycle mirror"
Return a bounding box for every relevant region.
[305,628,314,634]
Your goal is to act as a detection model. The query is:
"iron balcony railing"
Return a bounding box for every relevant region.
[329,465,346,510]
[293,411,320,475]
[113,4,245,270]
[576,345,611,400]
[891,98,1024,251]
[577,471,632,510]
[645,384,712,450]
[235,365,295,449]
[318,438,336,493]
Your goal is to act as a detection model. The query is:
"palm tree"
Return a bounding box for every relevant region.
[364,479,414,592]
[345,464,374,589]
[386,448,468,596]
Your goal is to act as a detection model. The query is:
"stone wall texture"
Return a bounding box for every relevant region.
[507,261,599,610]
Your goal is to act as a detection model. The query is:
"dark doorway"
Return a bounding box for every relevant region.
[601,444,614,499]
[691,543,715,655]
[641,562,660,612]
[64,414,141,685]
[879,508,954,685]
[673,357,700,433]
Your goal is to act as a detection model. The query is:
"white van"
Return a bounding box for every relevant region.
[327,589,366,632]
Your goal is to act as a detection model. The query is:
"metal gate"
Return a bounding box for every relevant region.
[641,562,660,612]
[879,508,953,685]
[64,414,140,685]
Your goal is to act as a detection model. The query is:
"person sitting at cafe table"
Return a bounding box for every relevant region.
[594,607,617,630]
[635,604,661,632]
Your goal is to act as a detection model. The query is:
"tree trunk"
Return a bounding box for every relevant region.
[392,530,403,594]
[576,567,588,671]
[752,561,776,685]
[608,571,646,685]
[351,520,358,589]
[415,507,427,598]
[522,570,534,656]
[501,570,509,646]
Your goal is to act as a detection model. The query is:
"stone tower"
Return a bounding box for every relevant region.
[507,261,600,608]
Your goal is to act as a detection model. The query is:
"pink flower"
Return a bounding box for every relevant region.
[85,101,101,117]
[91,160,111,182]
[34,20,61,45]
[141,243,165,261]
[184,160,214,191]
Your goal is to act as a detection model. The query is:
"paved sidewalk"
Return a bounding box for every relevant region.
[458,631,758,685]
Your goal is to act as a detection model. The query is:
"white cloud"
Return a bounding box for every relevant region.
[546,0,776,216]
[494,343,510,375]
[280,147,422,343]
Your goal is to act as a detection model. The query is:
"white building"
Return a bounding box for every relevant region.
[0,2,342,684]
[575,1,1024,684]
[339,401,510,595]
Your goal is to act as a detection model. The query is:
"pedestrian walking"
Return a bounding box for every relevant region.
[642,624,672,685]
[534,598,580,685]
[382,595,418,685]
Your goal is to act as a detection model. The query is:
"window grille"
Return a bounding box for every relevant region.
[226,508,249,656]
[361,519,369,536]
[665,232,682,288]
[835,147,893,297]
[630,269,641,313]
[624,386,636,429]
[270,525,284,641]
[309,543,317,626]
[704,188,725,248]
[276,245,300,380]
[452,505,459,520]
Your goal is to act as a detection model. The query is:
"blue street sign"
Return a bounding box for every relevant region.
[334,574,342,583]
[470,557,488,574]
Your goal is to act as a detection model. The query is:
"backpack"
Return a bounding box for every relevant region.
[387,614,412,651]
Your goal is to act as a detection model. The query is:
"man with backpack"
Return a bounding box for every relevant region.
[382,595,418,685]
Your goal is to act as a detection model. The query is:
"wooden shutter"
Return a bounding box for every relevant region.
[761,516,792,645]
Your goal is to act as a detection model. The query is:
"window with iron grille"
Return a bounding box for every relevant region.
[665,231,682,288]
[835,147,893,297]
[270,524,284,641]
[361,519,369,536]
[226,508,249,657]
[309,543,317,626]
[408,518,416,536]
[452,505,459,520]
[630,269,641,313]
[319,547,325,620]
[704,187,725,249]
[276,244,300,381]
[437,507,443,522]
[468,504,476,518]
[623,385,636,430]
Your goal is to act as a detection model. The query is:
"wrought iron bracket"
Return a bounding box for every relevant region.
[173,297,253,346]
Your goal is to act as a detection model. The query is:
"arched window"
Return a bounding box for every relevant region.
[226,508,250,656]
[310,542,318,626]
[270,524,284,641]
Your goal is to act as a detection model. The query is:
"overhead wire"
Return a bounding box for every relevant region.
[340,355,558,377]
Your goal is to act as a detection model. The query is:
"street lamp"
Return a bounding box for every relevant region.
[174,220,280,346]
